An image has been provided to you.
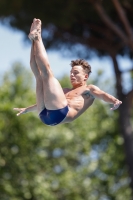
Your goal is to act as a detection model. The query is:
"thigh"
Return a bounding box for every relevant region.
[42,75,67,110]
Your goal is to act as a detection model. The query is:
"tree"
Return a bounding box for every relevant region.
[0,63,132,200]
[0,0,133,195]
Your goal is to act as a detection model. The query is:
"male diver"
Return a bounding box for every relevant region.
[14,18,122,126]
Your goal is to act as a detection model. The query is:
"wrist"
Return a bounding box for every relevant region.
[24,108,28,113]
[113,99,121,105]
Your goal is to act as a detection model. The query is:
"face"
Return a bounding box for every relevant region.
[70,65,88,88]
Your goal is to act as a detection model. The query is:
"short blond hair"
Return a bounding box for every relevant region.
[70,59,92,75]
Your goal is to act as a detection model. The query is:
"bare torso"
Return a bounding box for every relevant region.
[61,85,95,123]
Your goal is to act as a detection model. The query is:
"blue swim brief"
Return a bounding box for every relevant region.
[39,106,69,126]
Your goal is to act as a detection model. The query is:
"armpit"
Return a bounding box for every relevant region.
[83,91,95,99]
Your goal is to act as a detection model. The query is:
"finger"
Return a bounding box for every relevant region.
[14,108,23,111]
[110,105,117,110]
[14,108,24,111]
[13,108,19,110]
[16,111,23,116]
[110,105,119,110]
[110,107,115,111]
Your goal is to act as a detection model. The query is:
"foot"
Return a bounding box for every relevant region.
[28,18,41,41]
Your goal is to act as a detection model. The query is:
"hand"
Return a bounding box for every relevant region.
[110,100,122,111]
[13,108,27,116]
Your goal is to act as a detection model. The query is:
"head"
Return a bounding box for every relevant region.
[70,59,91,88]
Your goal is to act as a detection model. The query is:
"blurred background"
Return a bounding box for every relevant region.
[0,0,133,199]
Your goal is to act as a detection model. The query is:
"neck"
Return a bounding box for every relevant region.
[72,82,87,89]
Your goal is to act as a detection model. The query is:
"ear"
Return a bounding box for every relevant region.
[84,74,88,81]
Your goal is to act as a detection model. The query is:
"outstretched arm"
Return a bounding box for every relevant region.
[14,104,37,116]
[89,85,122,110]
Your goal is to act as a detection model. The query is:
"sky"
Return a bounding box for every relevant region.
[0,23,114,78]
[0,23,132,92]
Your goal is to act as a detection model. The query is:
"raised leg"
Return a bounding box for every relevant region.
[30,41,45,114]
[29,19,67,110]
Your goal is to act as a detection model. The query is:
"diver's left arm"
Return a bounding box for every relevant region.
[89,85,122,110]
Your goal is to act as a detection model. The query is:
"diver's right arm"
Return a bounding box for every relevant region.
[13,104,37,116]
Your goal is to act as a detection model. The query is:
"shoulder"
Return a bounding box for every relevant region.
[87,84,106,99]
[87,84,100,90]
[86,84,103,98]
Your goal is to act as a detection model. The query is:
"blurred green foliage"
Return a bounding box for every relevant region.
[0,63,132,200]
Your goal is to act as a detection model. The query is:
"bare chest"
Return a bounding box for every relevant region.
[61,86,95,123]
[65,87,91,99]
[65,87,94,109]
